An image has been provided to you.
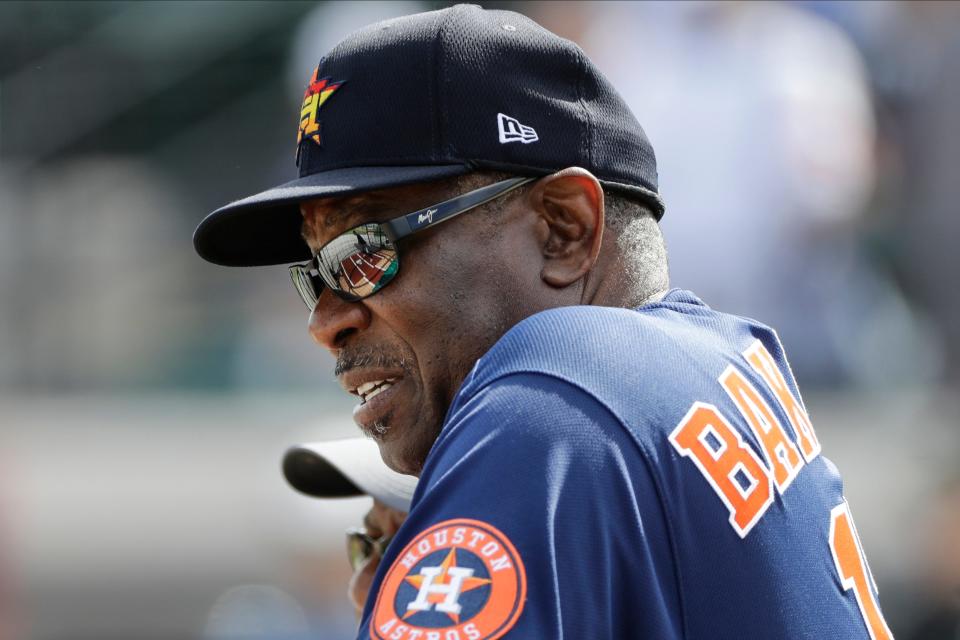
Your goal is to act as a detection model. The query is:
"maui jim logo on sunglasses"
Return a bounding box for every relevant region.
[417,208,438,225]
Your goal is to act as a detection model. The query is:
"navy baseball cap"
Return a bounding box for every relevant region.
[194,3,663,267]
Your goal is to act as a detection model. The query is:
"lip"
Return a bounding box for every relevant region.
[352,376,405,432]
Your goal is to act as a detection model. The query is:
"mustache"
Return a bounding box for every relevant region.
[334,347,407,376]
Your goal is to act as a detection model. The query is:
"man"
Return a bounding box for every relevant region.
[283,437,414,616]
[195,5,893,639]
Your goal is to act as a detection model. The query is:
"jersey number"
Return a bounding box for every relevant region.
[829,502,893,640]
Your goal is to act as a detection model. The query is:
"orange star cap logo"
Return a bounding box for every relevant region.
[370,519,526,640]
[297,66,344,148]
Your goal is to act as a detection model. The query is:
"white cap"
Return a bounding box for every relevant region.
[282,437,417,513]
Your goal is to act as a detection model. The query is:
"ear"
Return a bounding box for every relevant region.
[529,167,604,288]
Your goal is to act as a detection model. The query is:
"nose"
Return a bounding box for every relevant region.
[308,290,371,350]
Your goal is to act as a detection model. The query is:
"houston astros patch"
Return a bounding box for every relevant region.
[370,519,526,640]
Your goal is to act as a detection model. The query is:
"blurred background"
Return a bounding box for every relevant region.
[0,1,958,638]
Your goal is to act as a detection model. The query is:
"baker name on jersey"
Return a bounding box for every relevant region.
[669,339,823,537]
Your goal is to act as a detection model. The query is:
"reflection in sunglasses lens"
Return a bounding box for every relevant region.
[337,247,398,298]
[317,224,399,300]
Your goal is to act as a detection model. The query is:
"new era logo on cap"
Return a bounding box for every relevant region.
[497,113,538,145]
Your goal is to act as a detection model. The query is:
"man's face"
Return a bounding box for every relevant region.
[300,176,540,474]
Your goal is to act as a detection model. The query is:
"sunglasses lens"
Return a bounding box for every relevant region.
[316,223,399,300]
[347,533,373,571]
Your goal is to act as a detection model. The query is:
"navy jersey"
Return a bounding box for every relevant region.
[358,290,892,640]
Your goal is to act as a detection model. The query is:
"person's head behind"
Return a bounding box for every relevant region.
[281,437,416,615]
[301,168,668,475]
[349,499,407,616]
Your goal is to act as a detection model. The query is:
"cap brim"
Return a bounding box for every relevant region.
[282,437,417,513]
[194,164,472,267]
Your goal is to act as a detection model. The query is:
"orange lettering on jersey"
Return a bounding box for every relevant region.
[669,402,773,537]
[743,340,821,462]
[720,366,803,492]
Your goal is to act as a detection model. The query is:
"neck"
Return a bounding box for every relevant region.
[580,249,667,309]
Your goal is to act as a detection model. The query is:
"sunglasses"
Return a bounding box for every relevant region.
[345,527,394,572]
[290,176,534,308]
